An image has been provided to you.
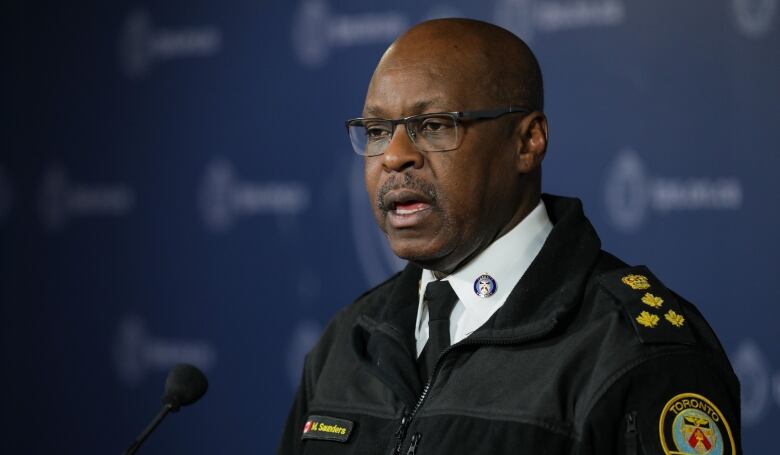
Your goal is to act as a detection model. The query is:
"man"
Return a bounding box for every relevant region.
[279,18,740,454]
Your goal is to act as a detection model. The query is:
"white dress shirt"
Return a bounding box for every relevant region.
[414,200,554,357]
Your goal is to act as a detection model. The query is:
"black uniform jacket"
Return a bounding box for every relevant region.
[279,195,741,454]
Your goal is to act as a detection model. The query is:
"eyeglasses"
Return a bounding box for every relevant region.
[345,106,530,156]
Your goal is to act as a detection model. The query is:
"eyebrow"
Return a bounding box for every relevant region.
[363,97,447,118]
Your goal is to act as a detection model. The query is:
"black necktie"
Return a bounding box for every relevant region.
[419,280,458,380]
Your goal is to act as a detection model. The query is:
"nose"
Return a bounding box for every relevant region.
[382,124,424,173]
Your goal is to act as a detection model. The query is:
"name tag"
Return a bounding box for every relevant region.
[301,415,354,443]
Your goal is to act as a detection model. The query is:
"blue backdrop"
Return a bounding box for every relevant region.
[2,0,778,453]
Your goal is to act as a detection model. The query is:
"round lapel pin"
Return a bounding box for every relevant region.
[473,274,497,298]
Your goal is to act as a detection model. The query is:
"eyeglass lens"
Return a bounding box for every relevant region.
[349,114,459,156]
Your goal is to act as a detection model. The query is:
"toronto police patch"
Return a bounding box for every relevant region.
[659,393,735,455]
[473,273,497,298]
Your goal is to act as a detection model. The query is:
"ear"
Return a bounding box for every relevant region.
[514,112,548,174]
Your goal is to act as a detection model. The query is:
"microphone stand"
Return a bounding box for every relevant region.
[122,403,174,455]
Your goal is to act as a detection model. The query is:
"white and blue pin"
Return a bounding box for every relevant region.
[473,274,497,298]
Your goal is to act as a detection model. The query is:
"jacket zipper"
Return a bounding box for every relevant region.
[406,433,421,455]
[392,413,410,455]
[390,326,554,455]
[390,343,456,455]
[625,411,638,455]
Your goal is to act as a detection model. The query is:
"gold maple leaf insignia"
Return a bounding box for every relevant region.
[665,310,685,328]
[636,311,660,328]
[641,292,664,308]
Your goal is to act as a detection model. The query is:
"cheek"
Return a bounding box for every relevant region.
[433,178,481,242]
[363,160,381,197]
[437,158,510,231]
[440,165,485,213]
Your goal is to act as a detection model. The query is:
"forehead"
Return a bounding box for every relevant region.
[363,54,491,118]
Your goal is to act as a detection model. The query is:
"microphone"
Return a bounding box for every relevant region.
[122,363,209,455]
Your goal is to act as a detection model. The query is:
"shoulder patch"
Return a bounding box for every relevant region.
[659,392,736,454]
[598,266,695,345]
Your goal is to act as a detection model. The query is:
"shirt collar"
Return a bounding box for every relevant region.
[420,199,554,308]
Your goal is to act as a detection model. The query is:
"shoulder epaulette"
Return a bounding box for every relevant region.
[597,266,695,345]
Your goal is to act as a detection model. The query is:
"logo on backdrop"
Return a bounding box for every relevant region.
[292,0,409,67]
[38,165,135,232]
[604,149,743,233]
[119,8,223,78]
[0,165,11,225]
[291,0,463,67]
[729,339,780,426]
[733,0,777,37]
[348,158,406,286]
[493,0,626,42]
[285,320,322,389]
[199,158,311,232]
[113,314,217,387]
[730,339,780,426]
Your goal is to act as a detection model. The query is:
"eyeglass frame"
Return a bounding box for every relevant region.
[344,105,532,156]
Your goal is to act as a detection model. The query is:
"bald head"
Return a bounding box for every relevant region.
[371,18,543,112]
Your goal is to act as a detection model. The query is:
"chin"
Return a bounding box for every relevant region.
[387,237,452,270]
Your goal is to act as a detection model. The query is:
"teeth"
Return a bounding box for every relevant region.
[395,205,427,215]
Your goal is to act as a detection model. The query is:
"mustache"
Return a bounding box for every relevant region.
[376,173,438,213]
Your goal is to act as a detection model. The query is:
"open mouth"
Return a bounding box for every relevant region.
[383,189,433,213]
[382,189,434,228]
[392,200,431,215]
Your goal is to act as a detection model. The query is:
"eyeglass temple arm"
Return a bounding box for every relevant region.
[458,106,531,119]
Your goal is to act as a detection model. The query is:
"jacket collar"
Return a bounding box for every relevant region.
[352,263,425,402]
[351,195,602,399]
[468,194,602,340]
